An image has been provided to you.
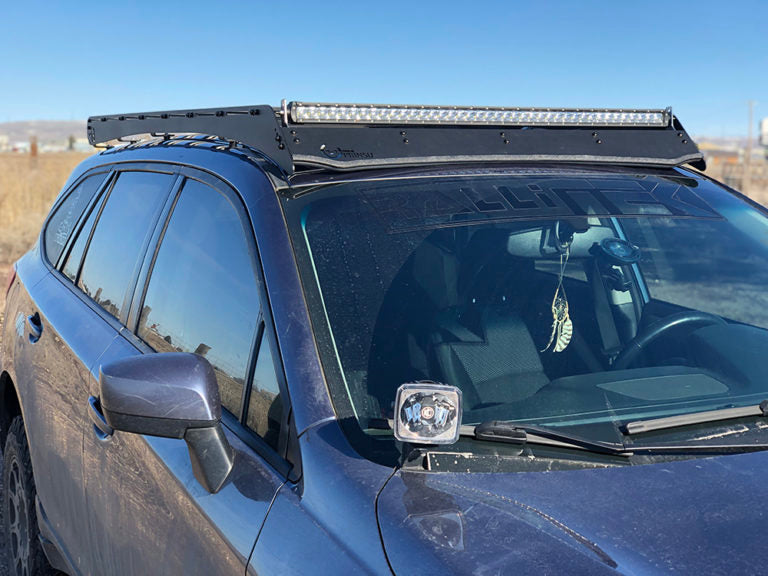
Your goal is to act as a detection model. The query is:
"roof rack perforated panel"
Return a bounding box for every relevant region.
[87,102,706,176]
[287,124,703,171]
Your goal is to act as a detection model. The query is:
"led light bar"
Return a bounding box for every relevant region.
[290,102,670,127]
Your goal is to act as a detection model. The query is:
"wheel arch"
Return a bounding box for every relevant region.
[0,371,22,449]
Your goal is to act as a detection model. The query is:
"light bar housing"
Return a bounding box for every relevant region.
[394,382,462,445]
[291,102,670,128]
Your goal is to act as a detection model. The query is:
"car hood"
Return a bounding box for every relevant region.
[377,451,768,575]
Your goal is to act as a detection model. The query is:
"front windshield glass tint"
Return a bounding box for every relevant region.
[283,170,768,458]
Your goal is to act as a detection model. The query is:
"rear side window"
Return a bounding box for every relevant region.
[79,171,173,320]
[44,174,105,266]
[62,190,107,282]
[137,179,261,417]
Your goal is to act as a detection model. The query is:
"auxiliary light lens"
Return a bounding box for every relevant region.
[291,103,669,127]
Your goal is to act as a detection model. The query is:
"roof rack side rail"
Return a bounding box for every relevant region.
[87,105,293,174]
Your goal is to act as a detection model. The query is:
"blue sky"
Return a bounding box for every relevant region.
[2,0,767,137]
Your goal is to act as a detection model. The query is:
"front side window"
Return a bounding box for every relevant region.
[283,169,768,467]
[44,173,105,266]
[138,179,261,417]
[78,171,173,320]
[246,324,282,450]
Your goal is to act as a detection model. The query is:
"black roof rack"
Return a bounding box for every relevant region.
[87,101,706,176]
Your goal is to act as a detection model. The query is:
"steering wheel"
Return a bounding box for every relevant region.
[612,311,726,370]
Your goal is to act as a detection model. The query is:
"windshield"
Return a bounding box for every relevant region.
[282,167,768,464]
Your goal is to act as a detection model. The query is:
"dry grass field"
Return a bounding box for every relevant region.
[0,153,92,328]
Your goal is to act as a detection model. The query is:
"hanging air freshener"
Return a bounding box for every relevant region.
[541,244,573,353]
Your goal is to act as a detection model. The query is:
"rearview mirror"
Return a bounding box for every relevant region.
[99,353,234,493]
[506,224,616,259]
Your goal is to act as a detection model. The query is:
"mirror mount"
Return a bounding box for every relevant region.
[185,424,235,493]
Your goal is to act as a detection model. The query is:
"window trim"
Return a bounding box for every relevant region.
[124,176,185,332]
[58,172,116,280]
[75,167,179,326]
[48,163,180,336]
[240,315,266,423]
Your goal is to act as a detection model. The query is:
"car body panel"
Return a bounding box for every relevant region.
[82,332,285,575]
[248,420,393,575]
[377,451,768,575]
[7,246,116,570]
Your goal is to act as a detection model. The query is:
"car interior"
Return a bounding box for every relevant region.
[363,218,768,429]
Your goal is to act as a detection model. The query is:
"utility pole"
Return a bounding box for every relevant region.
[29,135,38,168]
[745,100,755,194]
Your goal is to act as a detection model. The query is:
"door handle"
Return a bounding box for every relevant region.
[26,313,42,343]
[88,396,114,440]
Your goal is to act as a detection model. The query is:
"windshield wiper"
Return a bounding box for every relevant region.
[624,401,768,435]
[462,421,629,457]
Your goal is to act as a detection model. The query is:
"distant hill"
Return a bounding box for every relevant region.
[0,121,86,145]
[695,136,753,147]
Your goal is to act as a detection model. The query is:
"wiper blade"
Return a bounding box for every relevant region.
[624,401,768,435]
[460,420,768,458]
[463,421,629,457]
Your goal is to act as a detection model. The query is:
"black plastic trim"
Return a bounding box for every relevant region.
[103,409,214,439]
[125,174,184,333]
[184,423,235,493]
[36,497,81,575]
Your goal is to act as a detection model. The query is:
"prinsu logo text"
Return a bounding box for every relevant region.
[321,147,374,160]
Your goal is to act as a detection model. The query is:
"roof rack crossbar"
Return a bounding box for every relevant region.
[87,102,706,176]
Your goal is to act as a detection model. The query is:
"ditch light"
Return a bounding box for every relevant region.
[290,102,671,128]
[394,382,463,445]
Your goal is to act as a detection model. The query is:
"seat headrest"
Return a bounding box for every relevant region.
[413,240,459,310]
[459,229,535,312]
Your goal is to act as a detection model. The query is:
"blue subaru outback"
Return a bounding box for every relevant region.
[2,102,768,575]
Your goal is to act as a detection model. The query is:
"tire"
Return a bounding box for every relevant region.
[2,416,55,576]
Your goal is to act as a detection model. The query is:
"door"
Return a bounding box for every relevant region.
[46,168,176,572]
[11,172,110,566]
[82,175,288,575]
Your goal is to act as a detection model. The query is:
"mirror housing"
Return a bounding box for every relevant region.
[99,353,234,493]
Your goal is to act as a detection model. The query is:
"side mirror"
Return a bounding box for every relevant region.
[99,353,235,493]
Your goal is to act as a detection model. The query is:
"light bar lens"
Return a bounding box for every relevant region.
[291,103,669,127]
